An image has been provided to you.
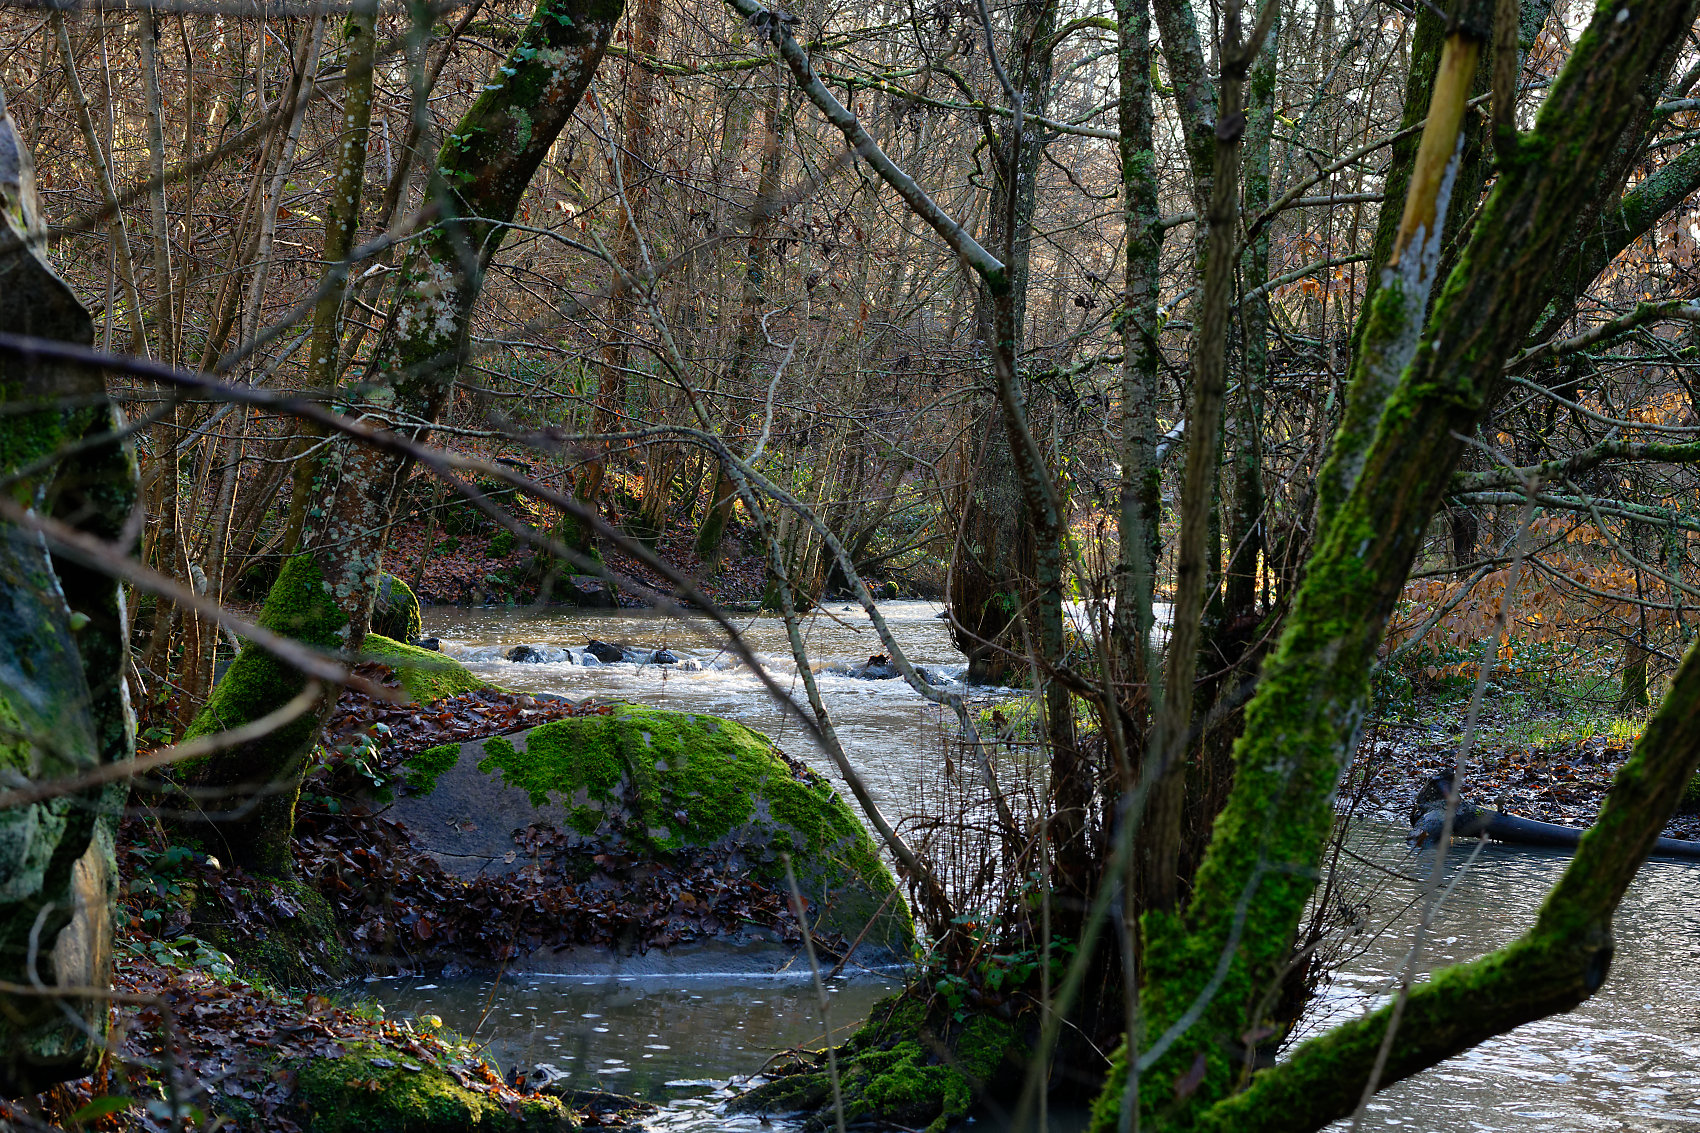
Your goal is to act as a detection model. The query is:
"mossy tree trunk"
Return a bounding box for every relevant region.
[1186,625,1700,1132]
[180,0,623,877]
[1093,0,1700,1126]
[0,93,139,1094]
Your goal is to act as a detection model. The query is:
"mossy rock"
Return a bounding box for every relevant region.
[372,574,423,642]
[294,1041,575,1132]
[363,634,495,704]
[389,706,912,957]
[730,994,1023,1133]
[197,878,354,990]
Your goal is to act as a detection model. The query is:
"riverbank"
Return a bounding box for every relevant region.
[0,942,586,1133]
[1357,693,1700,841]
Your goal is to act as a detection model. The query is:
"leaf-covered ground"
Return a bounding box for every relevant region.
[301,668,825,965]
[0,946,554,1133]
[1359,723,1700,840]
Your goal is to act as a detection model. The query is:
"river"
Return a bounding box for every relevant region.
[358,603,1700,1132]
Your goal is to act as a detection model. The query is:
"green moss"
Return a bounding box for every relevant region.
[371,574,423,641]
[201,879,352,989]
[364,634,494,704]
[731,994,1016,1133]
[175,556,348,876]
[471,707,909,946]
[0,693,29,774]
[295,1041,574,1132]
[405,744,463,797]
[186,556,346,744]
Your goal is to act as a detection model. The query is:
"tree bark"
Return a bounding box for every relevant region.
[0,94,138,1094]
[1096,0,1700,1124]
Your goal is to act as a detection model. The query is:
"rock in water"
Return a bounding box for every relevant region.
[651,648,679,665]
[389,707,913,959]
[371,573,422,641]
[850,654,899,680]
[505,644,571,664]
[562,574,618,608]
[584,640,625,664]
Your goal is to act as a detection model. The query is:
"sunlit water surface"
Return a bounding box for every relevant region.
[355,604,1700,1132]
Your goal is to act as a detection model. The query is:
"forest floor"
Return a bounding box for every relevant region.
[6,667,802,1133]
[1355,678,1700,840]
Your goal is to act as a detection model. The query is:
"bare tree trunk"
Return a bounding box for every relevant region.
[53,13,148,355]
[283,0,379,555]
[139,13,176,367]
[696,80,786,565]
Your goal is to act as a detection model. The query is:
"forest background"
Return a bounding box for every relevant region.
[3,0,1700,1126]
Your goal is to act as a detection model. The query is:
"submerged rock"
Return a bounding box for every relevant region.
[506,644,571,664]
[650,648,679,665]
[583,640,625,664]
[389,706,913,961]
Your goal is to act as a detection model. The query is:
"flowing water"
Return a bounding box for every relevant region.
[357,603,1700,1132]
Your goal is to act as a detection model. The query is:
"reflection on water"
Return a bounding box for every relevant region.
[1315,822,1700,1130]
[369,969,895,1103]
[394,604,1700,1131]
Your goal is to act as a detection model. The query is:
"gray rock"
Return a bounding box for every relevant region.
[387,708,914,962]
[849,654,899,680]
[561,574,618,608]
[584,640,625,664]
[506,644,571,664]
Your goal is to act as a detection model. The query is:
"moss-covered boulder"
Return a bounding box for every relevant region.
[295,1041,575,1132]
[729,994,1025,1133]
[196,877,354,989]
[364,634,493,704]
[372,573,423,641]
[388,706,912,958]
